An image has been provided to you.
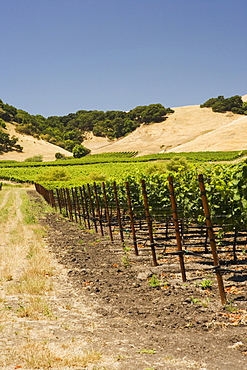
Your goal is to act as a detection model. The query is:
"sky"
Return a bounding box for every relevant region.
[1,0,247,117]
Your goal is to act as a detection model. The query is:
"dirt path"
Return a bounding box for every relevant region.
[0,187,246,369]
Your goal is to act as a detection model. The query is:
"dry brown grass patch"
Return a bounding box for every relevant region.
[3,341,102,369]
[16,297,52,319]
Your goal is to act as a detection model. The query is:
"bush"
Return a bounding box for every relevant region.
[166,157,189,172]
[72,144,91,158]
[24,155,43,162]
[55,152,66,160]
[0,118,6,129]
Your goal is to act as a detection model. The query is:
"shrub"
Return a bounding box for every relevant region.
[24,155,43,162]
[55,152,66,160]
[0,118,6,129]
[72,144,91,158]
[166,157,189,172]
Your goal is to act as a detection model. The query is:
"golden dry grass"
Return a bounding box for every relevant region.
[0,188,107,369]
[3,341,101,369]
[0,97,246,161]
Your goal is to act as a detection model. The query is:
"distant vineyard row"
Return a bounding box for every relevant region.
[0,150,246,168]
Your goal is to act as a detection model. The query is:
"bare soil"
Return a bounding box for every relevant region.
[30,190,247,370]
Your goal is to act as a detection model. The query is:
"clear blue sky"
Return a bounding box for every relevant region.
[1,0,246,117]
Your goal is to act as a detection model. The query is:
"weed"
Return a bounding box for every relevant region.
[201,298,210,307]
[4,305,12,310]
[190,297,200,304]
[16,298,52,319]
[137,348,156,354]
[122,246,131,268]
[200,279,213,289]
[224,302,238,313]
[148,274,162,288]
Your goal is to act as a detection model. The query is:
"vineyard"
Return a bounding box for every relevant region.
[34,160,247,305]
[0,150,246,187]
[0,151,247,368]
[1,152,247,304]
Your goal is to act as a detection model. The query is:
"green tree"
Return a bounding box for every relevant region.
[201,95,245,114]
[0,130,23,152]
[72,144,91,158]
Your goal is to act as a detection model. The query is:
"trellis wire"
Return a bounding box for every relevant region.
[35,175,246,304]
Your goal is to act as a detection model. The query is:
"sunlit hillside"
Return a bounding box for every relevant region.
[0,94,246,161]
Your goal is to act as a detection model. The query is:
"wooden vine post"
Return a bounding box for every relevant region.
[102,182,113,242]
[198,174,226,305]
[125,182,139,256]
[66,188,73,221]
[87,184,98,233]
[82,185,91,229]
[93,182,104,236]
[56,189,62,214]
[113,181,124,245]
[74,187,82,225]
[62,188,69,217]
[168,176,187,282]
[71,188,78,223]
[141,179,158,266]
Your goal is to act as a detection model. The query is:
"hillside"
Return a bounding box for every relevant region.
[0,94,247,161]
[0,122,72,161]
[83,98,247,156]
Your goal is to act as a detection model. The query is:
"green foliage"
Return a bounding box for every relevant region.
[148,274,162,287]
[0,99,17,121]
[129,103,174,124]
[0,129,23,153]
[24,155,43,162]
[145,163,166,175]
[166,157,190,172]
[36,168,71,182]
[0,99,174,149]
[200,95,246,114]
[4,154,247,236]
[0,118,6,129]
[199,279,213,289]
[137,349,156,354]
[87,171,106,182]
[243,102,247,115]
[122,246,131,268]
[55,152,66,160]
[72,144,91,158]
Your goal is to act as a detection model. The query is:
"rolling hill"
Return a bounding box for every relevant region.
[1,94,247,161]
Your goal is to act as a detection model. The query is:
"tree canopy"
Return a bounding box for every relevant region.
[0,100,174,152]
[200,95,247,115]
[0,129,23,153]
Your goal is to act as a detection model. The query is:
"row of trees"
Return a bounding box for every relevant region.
[200,95,247,114]
[0,100,174,152]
